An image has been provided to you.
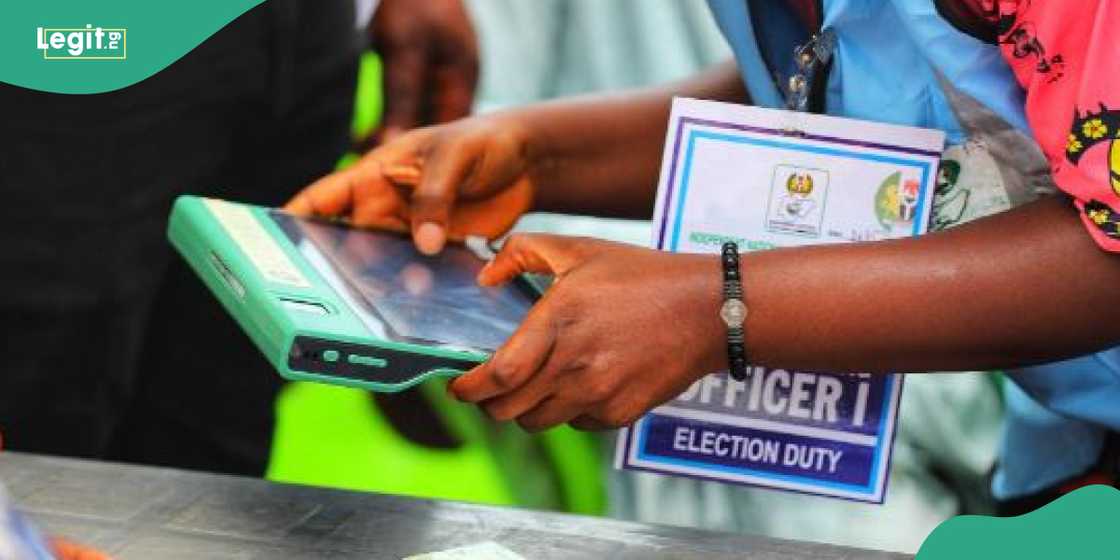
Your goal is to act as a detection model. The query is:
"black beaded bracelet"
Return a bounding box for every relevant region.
[719,242,748,381]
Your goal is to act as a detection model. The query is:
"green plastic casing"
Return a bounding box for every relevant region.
[167,195,499,392]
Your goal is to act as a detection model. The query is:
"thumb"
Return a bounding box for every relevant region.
[410,139,479,255]
[477,233,588,286]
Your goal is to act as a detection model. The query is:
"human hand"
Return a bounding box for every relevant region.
[369,0,478,142]
[52,538,113,560]
[448,234,728,431]
[286,115,536,255]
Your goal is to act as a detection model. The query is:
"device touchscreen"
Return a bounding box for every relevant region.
[269,211,535,353]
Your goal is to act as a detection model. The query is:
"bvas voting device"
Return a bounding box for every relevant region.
[168,195,538,392]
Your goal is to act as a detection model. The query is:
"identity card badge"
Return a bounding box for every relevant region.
[614,98,945,503]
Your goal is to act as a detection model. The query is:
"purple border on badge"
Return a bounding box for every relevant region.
[654,116,942,250]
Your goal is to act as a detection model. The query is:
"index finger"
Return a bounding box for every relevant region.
[285,167,361,216]
[450,309,556,403]
[286,130,430,217]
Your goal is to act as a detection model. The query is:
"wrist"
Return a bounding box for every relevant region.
[678,253,737,376]
[718,242,749,380]
[506,101,602,214]
[517,108,563,214]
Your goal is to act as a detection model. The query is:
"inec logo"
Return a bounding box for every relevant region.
[36,25,126,60]
[874,170,921,233]
[765,164,829,238]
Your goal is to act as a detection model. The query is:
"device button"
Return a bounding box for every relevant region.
[348,354,388,368]
[322,350,340,362]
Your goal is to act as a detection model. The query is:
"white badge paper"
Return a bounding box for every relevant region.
[614,98,945,503]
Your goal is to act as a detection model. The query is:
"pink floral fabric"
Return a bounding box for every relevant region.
[988,0,1120,250]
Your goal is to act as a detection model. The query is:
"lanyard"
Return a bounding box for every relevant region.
[785,28,836,113]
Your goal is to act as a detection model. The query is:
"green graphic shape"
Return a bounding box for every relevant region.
[2,0,264,93]
[874,170,903,230]
[916,484,1120,559]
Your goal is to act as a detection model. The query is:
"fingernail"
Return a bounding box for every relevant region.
[415,222,446,255]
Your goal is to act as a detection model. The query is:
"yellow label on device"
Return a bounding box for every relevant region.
[203,198,310,288]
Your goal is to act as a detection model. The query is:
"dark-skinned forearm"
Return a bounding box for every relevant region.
[515,61,746,218]
[700,195,1120,373]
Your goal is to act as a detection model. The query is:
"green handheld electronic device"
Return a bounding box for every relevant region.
[167,195,539,392]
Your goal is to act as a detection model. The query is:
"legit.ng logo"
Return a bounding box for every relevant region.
[36,25,126,60]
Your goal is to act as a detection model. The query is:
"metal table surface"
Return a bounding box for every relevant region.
[0,452,908,559]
